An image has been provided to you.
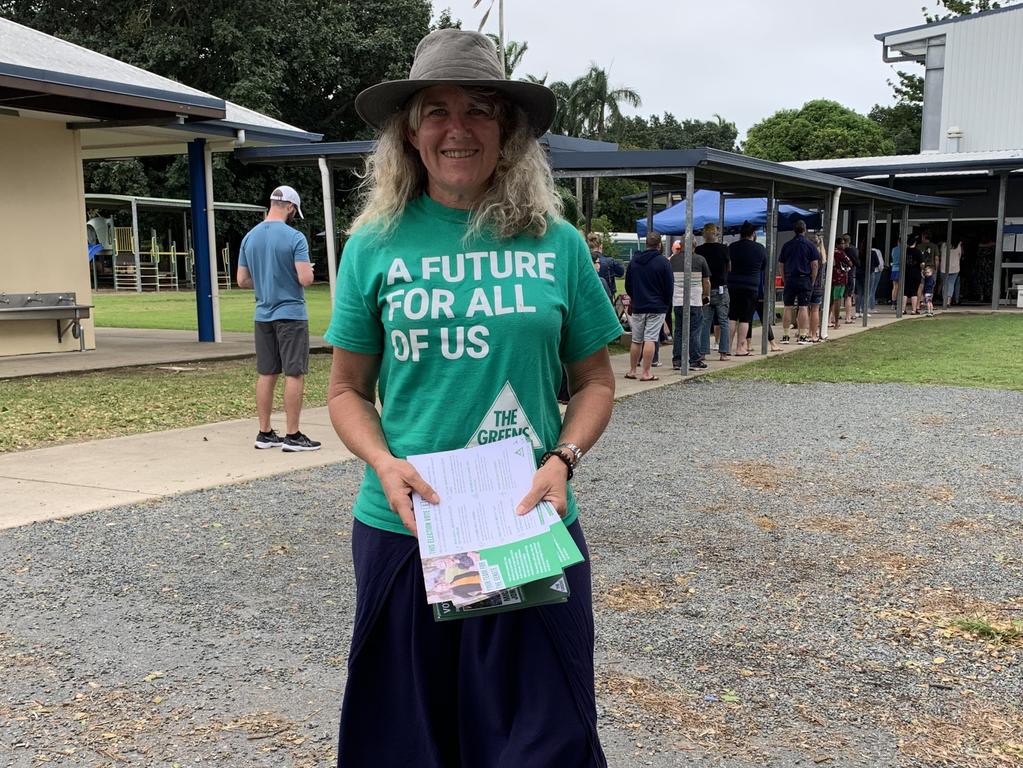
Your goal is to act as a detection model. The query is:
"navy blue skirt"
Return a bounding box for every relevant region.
[337,519,606,768]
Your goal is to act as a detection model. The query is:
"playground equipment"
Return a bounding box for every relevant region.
[85,194,265,293]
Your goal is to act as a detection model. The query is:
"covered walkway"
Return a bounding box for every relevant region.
[237,142,958,373]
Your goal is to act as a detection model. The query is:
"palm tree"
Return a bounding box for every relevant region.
[580,64,641,141]
[486,35,528,79]
[547,76,591,137]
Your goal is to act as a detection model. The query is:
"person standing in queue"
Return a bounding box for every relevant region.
[727,221,767,356]
[696,223,731,360]
[324,29,620,768]
[625,232,673,381]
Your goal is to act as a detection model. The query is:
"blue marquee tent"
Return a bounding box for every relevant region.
[636,190,821,236]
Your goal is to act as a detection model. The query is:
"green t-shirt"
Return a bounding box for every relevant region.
[325,195,622,536]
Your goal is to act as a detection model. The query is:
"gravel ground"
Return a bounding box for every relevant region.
[2,380,1022,768]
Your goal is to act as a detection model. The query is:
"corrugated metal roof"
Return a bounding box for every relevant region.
[787,149,1023,177]
[237,141,959,208]
[0,17,316,141]
[1,17,220,105]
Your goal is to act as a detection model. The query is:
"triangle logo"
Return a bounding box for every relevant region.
[465,381,542,450]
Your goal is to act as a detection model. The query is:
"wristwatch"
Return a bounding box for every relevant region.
[554,442,583,470]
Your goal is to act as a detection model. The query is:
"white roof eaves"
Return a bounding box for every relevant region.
[874,3,1023,42]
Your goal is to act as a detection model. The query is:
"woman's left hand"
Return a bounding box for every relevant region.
[515,458,570,518]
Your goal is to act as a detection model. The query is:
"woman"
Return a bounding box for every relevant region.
[808,233,828,341]
[903,235,923,314]
[325,29,620,768]
[829,246,853,329]
[943,238,963,308]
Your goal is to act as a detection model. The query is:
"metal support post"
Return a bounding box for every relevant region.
[680,168,695,376]
[896,206,909,318]
[884,209,893,310]
[991,173,1008,309]
[576,178,584,226]
[646,184,654,236]
[203,143,221,342]
[762,182,776,356]
[188,138,215,342]
[863,199,875,327]
[820,187,842,339]
[318,157,339,303]
[130,198,141,293]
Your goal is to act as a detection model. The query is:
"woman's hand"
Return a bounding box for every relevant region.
[515,458,570,518]
[375,457,439,536]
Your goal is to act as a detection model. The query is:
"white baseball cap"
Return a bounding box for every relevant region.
[269,185,303,219]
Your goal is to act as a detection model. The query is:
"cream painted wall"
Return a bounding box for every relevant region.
[0,114,94,356]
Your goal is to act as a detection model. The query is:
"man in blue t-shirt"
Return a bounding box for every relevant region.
[777,219,819,345]
[237,185,320,452]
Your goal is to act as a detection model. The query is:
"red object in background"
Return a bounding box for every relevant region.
[775,275,784,288]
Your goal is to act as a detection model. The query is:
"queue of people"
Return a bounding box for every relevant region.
[619,220,781,372]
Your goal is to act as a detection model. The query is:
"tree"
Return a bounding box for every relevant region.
[612,112,738,152]
[579,65,641,141]
[548,75,592,137]
[546,66,641,141]
[923,0,1006,22]
[0,1,431,234]
[432,8,462,29]
[743,100,894,161]
[868,102,922,155]
[486,35,528,78]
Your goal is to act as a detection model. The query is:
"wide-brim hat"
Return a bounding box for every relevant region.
[355,29,556,137]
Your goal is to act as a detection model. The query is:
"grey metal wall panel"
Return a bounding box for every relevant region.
[941,11,1023,152]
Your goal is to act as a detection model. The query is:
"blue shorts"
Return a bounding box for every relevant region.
[338,519,606,768]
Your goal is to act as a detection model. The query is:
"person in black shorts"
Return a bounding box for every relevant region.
[237,185,321,452]
[777,219,819,344]
[727,221,767,355]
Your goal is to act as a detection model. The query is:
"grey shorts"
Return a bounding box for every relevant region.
[629,312,665,343]
[255,319,309,376]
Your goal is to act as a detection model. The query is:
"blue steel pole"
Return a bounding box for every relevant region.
[188,139,215,342]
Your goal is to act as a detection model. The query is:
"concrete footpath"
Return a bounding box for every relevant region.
[0,314,902,529]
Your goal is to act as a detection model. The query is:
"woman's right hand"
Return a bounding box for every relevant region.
[375,456,439,536]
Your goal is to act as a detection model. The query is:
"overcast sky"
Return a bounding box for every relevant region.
[433,0,935,139]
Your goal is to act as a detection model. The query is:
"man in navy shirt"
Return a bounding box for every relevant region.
[777,219,819,345]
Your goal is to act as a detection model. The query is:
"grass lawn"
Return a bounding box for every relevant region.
[92,285,334,336]
[5,312,1018,455]
[709,314,1023,391]
[0,354,333,454]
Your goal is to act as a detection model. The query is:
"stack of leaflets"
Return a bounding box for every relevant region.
[408,436,584,621]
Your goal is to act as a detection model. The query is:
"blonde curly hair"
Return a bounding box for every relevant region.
[349,87,562,240]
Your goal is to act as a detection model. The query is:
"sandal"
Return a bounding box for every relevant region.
[639,375,659,381]
[624,373,637,379]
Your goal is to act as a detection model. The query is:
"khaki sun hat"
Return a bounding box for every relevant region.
[355,29,557,137]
